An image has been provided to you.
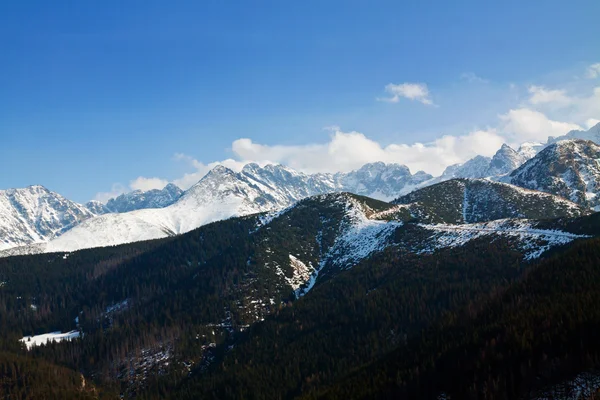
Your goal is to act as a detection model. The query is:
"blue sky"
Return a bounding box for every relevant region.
[1,1,599,202]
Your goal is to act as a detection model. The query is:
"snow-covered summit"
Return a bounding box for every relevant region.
[510,139,600,209]
[103,183,183,213]
[0,163,431,255]
[0,185,94,251]
[548,122,600,144]
[487,144,527,176]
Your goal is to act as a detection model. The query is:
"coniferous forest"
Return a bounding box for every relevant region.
[1,197,600,399]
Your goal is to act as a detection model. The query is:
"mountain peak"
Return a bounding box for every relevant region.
[104,183,184,214]
[547,122,600,144]
[487,143,526,176]
[205,164,236,177]
[241,162,261,173]
[510,138,600,208]
[0,186,94,251]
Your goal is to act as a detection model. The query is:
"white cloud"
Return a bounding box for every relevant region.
[94,183,127,203]
[586,63,600,79]
[586,118,600,129]
[129,177,169,192]
[94,65,600,202]
[499,108,582,142]
[460,72,488,83]
[231,127,503,176]
[94,127,506,202]
[528,85,572,107]
[378,83,435,105]
[94,177,170,203]
[572,86,600,122]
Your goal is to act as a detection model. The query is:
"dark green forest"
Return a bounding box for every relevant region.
[1,195,600,399]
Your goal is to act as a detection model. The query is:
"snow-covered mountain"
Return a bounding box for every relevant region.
[517,142,545,160]
[2,140,597,257]
[85,200,110,215]
[336,162,432,200]
[103,183,183,213]
[0,163,431,255]
[0,186,94,251]
[487,144,528,176]
[548,122,600,144]
[425,144,529,185]
[509,139,600,209]
[237,161,432,202]
[437,155,492,181]
[429,124,600,185]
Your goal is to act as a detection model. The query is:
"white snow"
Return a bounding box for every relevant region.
[418,219,589,260]
[286,255,315,292]
[296,195,402,297]
[0,163,431,256]
[20,330,81,350]
[105,299,129,314]
[0,186,94,251]
[531,371,600,400]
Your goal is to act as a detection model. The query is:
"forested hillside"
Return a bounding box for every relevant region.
[0,192,598,399]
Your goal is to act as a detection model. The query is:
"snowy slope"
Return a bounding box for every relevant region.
[428,144,530,186]
[20,330,81,350]
[412,219,589,260]
[37,166,275,253]
[0,186,95,251]
[548,122,600,144]
[1,163,431,255]
[253,193,404,297]
[518,142,545,159]
[253,192,590,296]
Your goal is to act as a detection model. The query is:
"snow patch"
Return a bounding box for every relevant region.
[20,330,81,350]
[418,219,589,260]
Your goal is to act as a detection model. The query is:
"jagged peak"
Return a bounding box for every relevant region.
[241,162,261,173]
[163,182,181,191]
[0,184,53,196]
[201,164,237,179]
[356,162,411,175]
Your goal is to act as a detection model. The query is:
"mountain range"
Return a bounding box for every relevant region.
[1,123,599,256]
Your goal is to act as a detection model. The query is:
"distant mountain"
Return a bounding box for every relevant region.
[392,178,588,224]
[431,123,600,185]
[2,141,598,256]
[517,141,545,159]
[548,122,600,144]
[437,155,492,181]
[0,185,94,251]
[103,183,183,213]
[0,163,431,255]
[336,162,432,200]
[487,143,528,176]
[510,139,600,209]
[85,200,109,215]
[424,144,529,186]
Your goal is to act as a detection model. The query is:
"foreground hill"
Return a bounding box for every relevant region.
[392,178,588,224]
[170,216,600,400]
[0,192,598,398]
